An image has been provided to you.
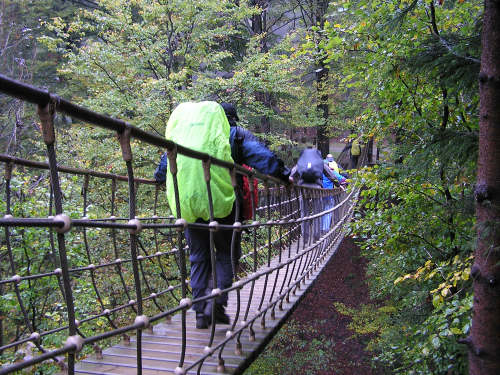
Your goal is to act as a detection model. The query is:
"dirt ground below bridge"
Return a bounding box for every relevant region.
[244,237,384,375]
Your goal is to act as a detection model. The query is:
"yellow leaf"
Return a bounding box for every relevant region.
[462,269,470,281]
[425,270,437,280]
[432,294,443,308]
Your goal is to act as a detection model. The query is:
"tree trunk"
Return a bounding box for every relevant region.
[316,63,329,156]
[255,92,271,134]
[250,1,271,134]
[367,136,374,164]
[469,0,500,374]
[314,1,330,157]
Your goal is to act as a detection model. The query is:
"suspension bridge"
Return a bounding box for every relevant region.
[0,74,364,375]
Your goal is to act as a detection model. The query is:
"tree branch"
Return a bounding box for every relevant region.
[437,36,481,65]
[91,59,129,95]
[399,76,423,117]
[67,0,99,10]
[428,0,480,64]
[402,231,445,257]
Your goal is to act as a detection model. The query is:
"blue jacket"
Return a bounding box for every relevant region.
[154,152,168,183]
[322,173,334,189]
[322,169,345,188]
[229,126,289,180]
[154,126,290,183]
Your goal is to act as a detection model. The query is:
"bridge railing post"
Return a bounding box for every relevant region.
[116,126,148,375]
[165,144,190,373]
[37,101,79,374]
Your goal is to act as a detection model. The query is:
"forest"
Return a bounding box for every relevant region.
[0,0,498,374]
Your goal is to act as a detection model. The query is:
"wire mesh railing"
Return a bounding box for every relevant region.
[0,73,359,375]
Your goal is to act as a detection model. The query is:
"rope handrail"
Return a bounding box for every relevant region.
[0,74,362,375]
[0,74,283,185]
[0,154,157,184]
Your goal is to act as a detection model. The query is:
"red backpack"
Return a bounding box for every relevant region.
[241,165,259,220]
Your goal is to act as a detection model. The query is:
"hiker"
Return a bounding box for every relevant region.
[321,167,335,234]
[321,155,347,231]
[289,147,337,244]
[155,101,290,329]
[324,153,348,184]
[154,151,168,183]
[349,138,361,169]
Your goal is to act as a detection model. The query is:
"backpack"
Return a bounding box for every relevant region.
[328,160,340,174]
[164,102,235,222]
[296,148,324,183]
[241,164,259,221]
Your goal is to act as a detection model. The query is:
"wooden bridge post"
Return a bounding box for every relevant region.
[37,101,80,374]
[116,126,146,375]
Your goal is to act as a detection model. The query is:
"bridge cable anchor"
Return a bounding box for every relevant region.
[116,126,133,162]
[64,335,84,353]
[54,214,72,234]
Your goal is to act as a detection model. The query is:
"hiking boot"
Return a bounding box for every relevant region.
[196,312,209,329]
[214,304,230,325]
[205,301,230,325]
[203,299,231,325]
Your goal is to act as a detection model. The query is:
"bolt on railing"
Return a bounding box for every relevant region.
[0,74,360,375]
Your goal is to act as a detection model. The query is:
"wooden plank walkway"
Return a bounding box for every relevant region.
[75,233,344,375]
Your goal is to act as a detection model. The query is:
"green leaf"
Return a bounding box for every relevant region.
[431,336,441,349]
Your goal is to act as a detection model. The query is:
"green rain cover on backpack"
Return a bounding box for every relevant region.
[165,101,235,222]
